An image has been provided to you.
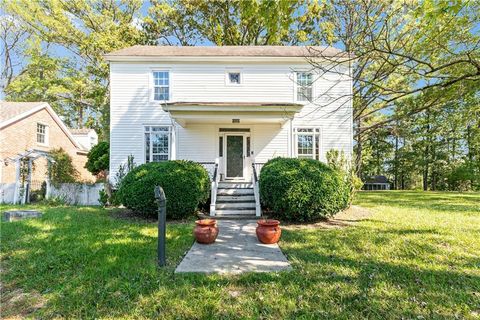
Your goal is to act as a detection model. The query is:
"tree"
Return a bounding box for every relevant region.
[85,141,109,176]
[145,0,327,45]
[48,148,79,185]
[305,0,480,174]
[0,12,28,91]
[3,0,150,137]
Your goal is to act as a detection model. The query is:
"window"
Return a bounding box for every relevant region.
[36,123,47,144]
[219,136,223,157]
[226,70,242,85]
[294,128,321,160]
[296,72,313,102]
[153,71,169,101]
[228,72,241,84]
[144,126,170,162]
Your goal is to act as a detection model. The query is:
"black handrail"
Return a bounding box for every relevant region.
[252,163,258,182]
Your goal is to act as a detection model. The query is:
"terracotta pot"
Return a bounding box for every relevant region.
[194,219,219,244]
[256,219,281,244]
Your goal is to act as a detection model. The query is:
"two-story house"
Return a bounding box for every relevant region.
[105,45,353,216]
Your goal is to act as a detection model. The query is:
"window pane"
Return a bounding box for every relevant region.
[297,134,314,158]
[219,136,223,157]
[229,72,241,84]
[154,87,169,101]
[246,137,251,156]
[297,72,313,102]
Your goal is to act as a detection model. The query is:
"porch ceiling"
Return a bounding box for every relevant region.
[162,102,303,126]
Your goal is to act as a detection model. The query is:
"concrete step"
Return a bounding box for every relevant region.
[215,209,256,215]
[217,188,253,196]
[216,202,255,209]
[217,195,255,202]
[197,212,256,220]
[218,182,253,189]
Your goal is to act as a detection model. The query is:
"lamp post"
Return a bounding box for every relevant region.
[154,186,166,267]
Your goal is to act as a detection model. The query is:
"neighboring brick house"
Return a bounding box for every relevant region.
[0,101,96,184]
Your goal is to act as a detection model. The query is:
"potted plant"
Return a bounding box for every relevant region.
[256,213,281,244]
[194,219,219,244]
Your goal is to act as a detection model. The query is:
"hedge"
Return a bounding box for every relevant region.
[117,161,210,219]
[259,157,350,222]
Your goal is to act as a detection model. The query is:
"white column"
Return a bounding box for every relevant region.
[170,124,177,160]
[13,159,21,204]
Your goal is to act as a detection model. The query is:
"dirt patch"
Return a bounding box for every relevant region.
[283,205,372,230]
[0,285,46,319]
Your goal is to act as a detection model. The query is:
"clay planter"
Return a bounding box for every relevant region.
[194,219,219,244]
[256,219,281,244]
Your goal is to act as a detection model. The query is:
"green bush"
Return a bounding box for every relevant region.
[259,157,350,222]
[85,141,109,175]
[117,160,210,218]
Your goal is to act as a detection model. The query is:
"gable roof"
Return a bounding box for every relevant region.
[0,101,83,150]
[0,101,47,123]
[104,45,349,61]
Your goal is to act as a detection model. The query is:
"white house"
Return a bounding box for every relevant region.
[105,45,353,217]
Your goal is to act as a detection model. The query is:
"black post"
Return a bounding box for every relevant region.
[154,186,166,267]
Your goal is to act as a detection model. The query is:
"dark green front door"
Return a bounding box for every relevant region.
[226,135,244,178]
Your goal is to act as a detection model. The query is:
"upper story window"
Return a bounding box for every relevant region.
[36,123,48,145]
[144,126,171,162]
[226,70,242,85]
[296,72,313,102]
[294,127,321,160]
[228,72,241,84]
[153,71,170,101]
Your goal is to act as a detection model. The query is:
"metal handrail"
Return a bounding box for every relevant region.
[209,161,220,216]
[251,162,262,217]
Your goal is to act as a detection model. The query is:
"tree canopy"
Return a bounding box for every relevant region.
[1,0,479,190]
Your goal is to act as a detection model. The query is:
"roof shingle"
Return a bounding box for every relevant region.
[105,45,347,59]
[0,101,47,123]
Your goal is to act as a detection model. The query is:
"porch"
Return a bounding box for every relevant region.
[163,102,303,218]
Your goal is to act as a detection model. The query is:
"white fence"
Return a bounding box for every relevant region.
[50,183,104,205]
[0,183,16,204]
[0,182,104,205]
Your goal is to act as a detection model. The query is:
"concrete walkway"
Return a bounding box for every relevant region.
[175,220,292,274]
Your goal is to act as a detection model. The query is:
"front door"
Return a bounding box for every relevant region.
[226,135,244,178]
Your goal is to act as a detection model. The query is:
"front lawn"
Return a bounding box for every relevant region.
[1,191,479,319]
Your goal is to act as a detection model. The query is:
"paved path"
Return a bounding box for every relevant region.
[175,220,292,274]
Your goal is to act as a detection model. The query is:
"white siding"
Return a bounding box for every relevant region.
[109,60,353,181]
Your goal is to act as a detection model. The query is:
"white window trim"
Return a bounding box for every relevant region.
[143,125,172,163]
[150,68,172,103]
[293,126,322,161]
[225,69,243,86]
[36,122,49,146]
[293,71,315,103]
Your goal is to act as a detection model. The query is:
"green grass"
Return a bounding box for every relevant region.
[1,191,479,319]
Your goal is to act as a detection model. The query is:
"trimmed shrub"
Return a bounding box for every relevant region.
[85,141,109,175]
[117,160,210,219]
[259,157,350,222]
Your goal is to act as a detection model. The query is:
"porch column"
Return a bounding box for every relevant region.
[170,124,177,160]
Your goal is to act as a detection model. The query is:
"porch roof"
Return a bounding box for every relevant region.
[162,102,303,126]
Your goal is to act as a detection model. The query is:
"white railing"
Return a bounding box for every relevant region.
[209,159,220,216]
[251,163,262,217]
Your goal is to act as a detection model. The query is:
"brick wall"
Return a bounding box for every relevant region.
[0,108,95,184]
